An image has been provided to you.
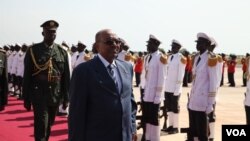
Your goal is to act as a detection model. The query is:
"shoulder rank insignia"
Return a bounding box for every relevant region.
[125,53,131,61]
[160,54,168,64]
[217,54,223,63]
[180,54,187,64]
[208,52,217,67]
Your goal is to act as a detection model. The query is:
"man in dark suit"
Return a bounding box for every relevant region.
[68,29,137,141]
[22,20,70,141]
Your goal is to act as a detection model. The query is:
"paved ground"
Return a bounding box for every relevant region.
[133,67,247,141]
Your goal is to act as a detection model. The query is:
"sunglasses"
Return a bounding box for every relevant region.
[102,39,121,46]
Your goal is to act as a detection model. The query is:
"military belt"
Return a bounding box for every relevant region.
[33,74,61,82]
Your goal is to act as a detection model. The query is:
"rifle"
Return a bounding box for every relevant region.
[136,101,143,130]
[180,93,191,141]
[136,101,146,141]
[160,103,168,130]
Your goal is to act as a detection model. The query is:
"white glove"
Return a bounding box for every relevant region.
[205,106,213,114]
[153,97,161,104]
[173,92,179,96]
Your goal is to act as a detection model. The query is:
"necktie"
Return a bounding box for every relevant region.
[76,55,79,59]
[148,55,152,63]
[107,64,119,91]
[170,55,174,61]
[196,56,201,66]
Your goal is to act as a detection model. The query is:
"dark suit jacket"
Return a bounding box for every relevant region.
[68,56,137,141]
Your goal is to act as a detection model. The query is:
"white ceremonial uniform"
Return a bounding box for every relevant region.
[10,51,19,75]
[140,54,149,90]
[73,51,87,68]
[117,50,127,61]
[16,51,26,77]
[188,51,217,113]
[7,51,15,92]
[143,50,166,141]
[207,54,223,140]
[7,51,15,74]
[143,51,166,103]
[165,53,186,95]
[164,53,186,130]
[71,52,79,69]
[117,50,134,66]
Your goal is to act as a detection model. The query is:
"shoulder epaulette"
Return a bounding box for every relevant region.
[131,55,137,62]
[208,52,217,67]
[0,49,6,53]
[217,54,223,63]
[160,54,168,64]
[84,54,91,61]
[125,53,131,61]
[180,54,187,64]
[59,45,69,52]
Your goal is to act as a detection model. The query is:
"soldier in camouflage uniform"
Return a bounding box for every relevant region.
[22,20,70,141]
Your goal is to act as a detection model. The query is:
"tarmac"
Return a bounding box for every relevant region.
[133,67,247,141]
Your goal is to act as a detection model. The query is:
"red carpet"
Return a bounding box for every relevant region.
[0,96,68,141]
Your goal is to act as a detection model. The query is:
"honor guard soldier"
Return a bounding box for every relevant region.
[73,41,90,68]
[188,33,218,141]
[22,20,70,141]
[10,44,21,97]
[162,39,186,134]
[117,38,133,63]
[207,37,223,141]
[0,47,8,111]
[244,55,250,124]
[70,44,78,69]
[7,44,15,95]
[15,44,28,99]
[143,34,167,141]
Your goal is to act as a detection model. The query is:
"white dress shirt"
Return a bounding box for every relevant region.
[98,54,122,93]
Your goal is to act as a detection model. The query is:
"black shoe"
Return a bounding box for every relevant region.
[161,128,167,132]
[57,112,68,116]
[168,128,179,134]
[162,126,173,132]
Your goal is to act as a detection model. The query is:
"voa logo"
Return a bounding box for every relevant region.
[226,129,246,136]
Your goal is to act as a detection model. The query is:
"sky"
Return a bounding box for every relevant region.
[1,0,250,55]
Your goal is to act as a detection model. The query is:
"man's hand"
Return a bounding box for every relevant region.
[62,101,69,110]
[206,106,213,115]
[24,101,31,111]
